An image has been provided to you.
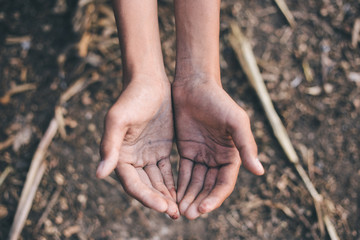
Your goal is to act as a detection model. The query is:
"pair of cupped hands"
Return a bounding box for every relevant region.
[96,75,264,220]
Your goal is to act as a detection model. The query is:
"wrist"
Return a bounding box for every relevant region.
[172,73,222,96]
[123,63,167,83]
[174,62,221,86]
[124,72,168,86]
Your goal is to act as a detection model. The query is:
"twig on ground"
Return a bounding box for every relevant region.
[8,120,57,240]
[34,186,63,232]
[8,160,47,240]
[0,83,36,105]
[351,18,360,48]
[263,200,295,218]
[0,136,15,152]
[273,0,296,28]
[302,59,314,82]
[60,77,87,104]
[78,32,91,57]
[8,76,93,240]
[55,106,67,140]
[0,166,14,188]
[229,22,339,240]
[324,215,340,240]
[5,36,32,45]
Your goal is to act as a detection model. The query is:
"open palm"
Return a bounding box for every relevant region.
[97,78,179,219]
[173,80,264,219]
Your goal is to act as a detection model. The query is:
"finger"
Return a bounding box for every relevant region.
[136,167,153,187]
[230,111,264,175]
[184,168,218,220]
[198,162,240,214]
[179,163,207,215]
[176,158,194,203]
[144,164,172,198]
[166,198,180,220]
[116,163,168,213]
[97,111,127,179]
[142,165,179,219]
[157,158,176,200]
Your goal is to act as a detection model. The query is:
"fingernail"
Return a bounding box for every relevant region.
[179,201,190,215]
[185,205,201,220]
[96,161,105,178]
[167,213,180,220]
[255,157,265,174]
[198,202,210,214]
[169,213,180,220]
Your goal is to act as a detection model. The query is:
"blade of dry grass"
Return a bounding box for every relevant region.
[8,160,47,240]
[7,76,92,240]
[0,166,14,188]
[0,136,15,152]
[0,83,36,105]
[352,18,360,48]
[273,0,296,28]
[229,22,339,240]
[34,186,63,233]
[5,36,31,45]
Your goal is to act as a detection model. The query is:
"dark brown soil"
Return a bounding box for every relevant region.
[1,0,359,239]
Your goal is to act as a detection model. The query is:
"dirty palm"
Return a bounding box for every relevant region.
[96,0,264,220]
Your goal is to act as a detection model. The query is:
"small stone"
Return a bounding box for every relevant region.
[88,123,96,132]
[63,225,81,238]
[0,205,8,218]
[324,83,333,94]
[55,215,63,224]
[348,72,360,83]
[59,197,69,210]
[306,86,322,96]
[54,172,65,185]
[77,194,87,207]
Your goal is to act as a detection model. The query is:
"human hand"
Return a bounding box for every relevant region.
[172,79,264,219]
[96,77,179,219]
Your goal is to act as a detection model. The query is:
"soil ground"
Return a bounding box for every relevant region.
[1,0,359,239]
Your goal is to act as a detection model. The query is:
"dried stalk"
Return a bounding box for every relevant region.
[5,36,32,45]
[229,22,339,240]
[55,106,67,139]
[273,0,296,28]
[34,186,63,232]
[8,77,91,240]
[0,166,14,188]
[0,83,36,105]
[352,18,360,48]
[0,136,15,151]
[8,160,47,240]
[302,59,314,82]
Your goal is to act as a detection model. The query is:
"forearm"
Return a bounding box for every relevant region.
[112,0,166,83]
[174,0,221,84]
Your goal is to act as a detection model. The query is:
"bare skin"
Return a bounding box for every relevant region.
[96,0,179,219]
[97,0,264,220]
[173,0,264,219]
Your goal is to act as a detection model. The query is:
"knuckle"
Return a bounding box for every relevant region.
[216,181,235,195]
[203,183,213,191]
[152,181,165,190]
[191,175,203,185]
[105,107,126,127]
[237,109,250,124]
[157,158,168,169]
[228,108,250,131]
[123,181,140,199]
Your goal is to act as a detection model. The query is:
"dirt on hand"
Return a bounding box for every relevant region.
[0,0,359,239]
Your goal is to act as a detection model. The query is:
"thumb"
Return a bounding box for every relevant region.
[96,110,127,179]
[230,111,264,176]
